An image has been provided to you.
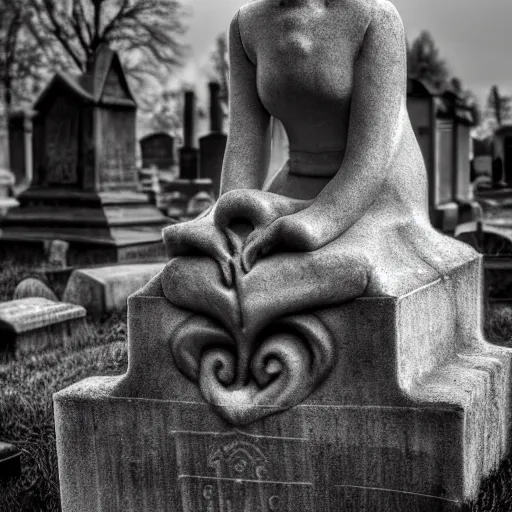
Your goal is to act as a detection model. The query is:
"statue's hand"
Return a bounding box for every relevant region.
[242,207,334,272]
[162,206,234,286]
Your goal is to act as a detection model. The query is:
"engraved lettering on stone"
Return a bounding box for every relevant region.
[203,441,280,512]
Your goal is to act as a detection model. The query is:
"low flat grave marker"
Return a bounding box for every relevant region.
[0,297,87,358]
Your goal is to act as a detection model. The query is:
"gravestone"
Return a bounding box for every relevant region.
[0,297,87,358]
[13,277,58,301]
[407,78,459,233]
[199,82,227,197]
[0,168,18,216]
[45,239,69,268]
[0,442,21,482]
[160,178,213,218]
[493,125,512,188]
[140,133,175,170]
[185,191,214,218]
[8,109,33,190]
[440,91,482,225]
[0,44,169,266]
[62,262,165,317]
[179,91,199,180]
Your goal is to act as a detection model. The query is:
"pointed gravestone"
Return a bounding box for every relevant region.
[199,82,227,197]
[0,44,169,266]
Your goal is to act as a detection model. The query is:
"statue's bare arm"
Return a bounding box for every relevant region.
[242,2,408,270]
[313,1,406,229]
[219,10,272,193]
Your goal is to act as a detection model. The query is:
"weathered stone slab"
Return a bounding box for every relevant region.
[0,298,87,358]
[62,263,164,317]
[0,442,21,482]
[54,257,512,512]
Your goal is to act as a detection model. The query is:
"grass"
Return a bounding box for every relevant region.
[2,261,512,510]
[0,313,128,512]
[0,259,128,512]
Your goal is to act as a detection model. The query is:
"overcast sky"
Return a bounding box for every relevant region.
[181,0,512,105]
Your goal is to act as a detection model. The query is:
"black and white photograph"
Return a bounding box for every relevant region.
[0,0,512,510]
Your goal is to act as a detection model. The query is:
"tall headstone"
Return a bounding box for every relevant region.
[0,44,169,266]
[199,82,227,197]
[8,109,33,189]
[493,125,512,188]
[140,133,175,170]
[406,78,459,233]
[447,95,482,224]
[179,91,199,180]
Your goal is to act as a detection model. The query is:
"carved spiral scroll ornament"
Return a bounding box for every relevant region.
[171,313,335,425]
[163,190,339,426]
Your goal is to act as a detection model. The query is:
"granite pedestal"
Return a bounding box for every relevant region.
[54,255,512,512]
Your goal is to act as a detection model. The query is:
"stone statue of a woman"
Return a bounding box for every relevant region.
[116,0,475,424]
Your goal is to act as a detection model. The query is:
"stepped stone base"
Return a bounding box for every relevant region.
[0,188,171,266]
[54,256,512,512]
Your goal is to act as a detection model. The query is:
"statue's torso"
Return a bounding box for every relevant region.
[239,0,372,153]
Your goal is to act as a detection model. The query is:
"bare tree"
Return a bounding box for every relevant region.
[0,0,48,109]
[23,0,189,100]
[450,77,481,128]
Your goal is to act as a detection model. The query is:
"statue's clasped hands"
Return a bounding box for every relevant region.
[162,189,335,288]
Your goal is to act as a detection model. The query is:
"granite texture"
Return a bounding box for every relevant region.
[145,0,476,424]
[55,259,512,511]
[54,1,512,510]
[62,263,165,317]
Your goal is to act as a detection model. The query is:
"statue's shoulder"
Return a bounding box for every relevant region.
[342,0,403,31]
[339,0,404,52]
[237,0,271,32]
[233,0,273,63]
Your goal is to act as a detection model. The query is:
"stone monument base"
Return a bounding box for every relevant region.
[0,189,171,266]
[54,256,512,512]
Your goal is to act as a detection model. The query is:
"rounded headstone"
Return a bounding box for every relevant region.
[13,278,58,302]
[186,191,214,217]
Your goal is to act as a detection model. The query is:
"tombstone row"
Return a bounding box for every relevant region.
[1,74,486,239]
[0,44,170,266]
[140,82,227,195]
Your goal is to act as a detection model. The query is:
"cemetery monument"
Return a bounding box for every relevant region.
[55,2,512,511]
[0,44,169,266]
[199,82,228,197]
